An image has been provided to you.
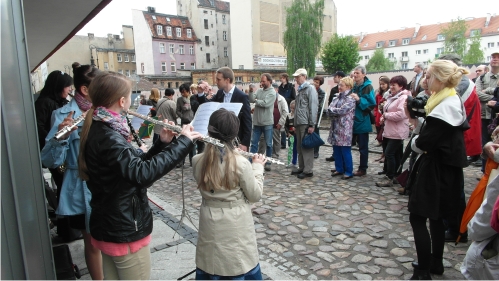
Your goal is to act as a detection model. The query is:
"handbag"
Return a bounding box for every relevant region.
[302,131,325,149]
[396,169,410,187]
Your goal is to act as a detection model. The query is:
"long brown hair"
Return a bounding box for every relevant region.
[198,108,240,191]
[78,72,132,180]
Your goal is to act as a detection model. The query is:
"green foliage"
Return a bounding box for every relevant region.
[365,48,394,72]
[463,31,485,64]
[283,0,324,77]
[440,18,468,58]
[320,34,360,74]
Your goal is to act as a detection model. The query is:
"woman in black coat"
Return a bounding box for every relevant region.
[406,60,469,279]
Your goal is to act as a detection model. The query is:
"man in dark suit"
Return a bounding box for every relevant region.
[199,67,252,151]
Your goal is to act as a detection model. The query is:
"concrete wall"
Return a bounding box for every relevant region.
[132,9,154,75]
[230,0,254,69]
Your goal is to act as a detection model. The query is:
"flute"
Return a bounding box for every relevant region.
[53,111,87,140]
[126,115,144,146]
[126,110,225,148]
[236,150,285,165]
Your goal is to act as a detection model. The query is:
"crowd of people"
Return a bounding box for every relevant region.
[34,50,499,280]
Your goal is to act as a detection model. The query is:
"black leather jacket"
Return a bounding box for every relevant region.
[84,121,194,243]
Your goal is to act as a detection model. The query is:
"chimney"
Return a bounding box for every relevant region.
[413,24,421,38]
[88,33,94,39]
[147,6,156,13]
[358,32,365,43]
[486,13,491,27]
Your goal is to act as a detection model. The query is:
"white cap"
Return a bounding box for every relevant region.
[292,68,307,77]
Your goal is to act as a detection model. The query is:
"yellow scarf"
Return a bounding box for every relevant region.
[424,87,456,115]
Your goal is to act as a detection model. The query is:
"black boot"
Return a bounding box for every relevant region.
[412,256,444,275]
[410,262,432,280]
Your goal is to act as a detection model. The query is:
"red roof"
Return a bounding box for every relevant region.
[198,0,230,13]
[143,12,198,42]
[357,15,499,51]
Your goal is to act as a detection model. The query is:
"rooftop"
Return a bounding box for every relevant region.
[143,11,198,42]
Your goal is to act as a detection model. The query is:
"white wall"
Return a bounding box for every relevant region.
[132,9,154,75]
[230,0,254,69]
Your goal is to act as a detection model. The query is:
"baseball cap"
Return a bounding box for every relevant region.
[492,51,499,56]
[334,71,346,77]
[292,68,307,77]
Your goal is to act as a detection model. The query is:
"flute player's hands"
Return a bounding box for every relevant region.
[179,123,203,142]
[159,119,177,143]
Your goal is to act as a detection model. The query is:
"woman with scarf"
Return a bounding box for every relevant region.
[41,63,103,279]
[192,108,266,280]
[328,77,356,180]
[406,60,468,280]
[376,76,410,187]
[78,72,201,279]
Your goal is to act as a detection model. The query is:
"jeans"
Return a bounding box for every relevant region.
[383,138,404,179]
[357,133,369,171]
[195,263,262,280]
[314,125,320,155]
[333,146,353,176]
[250,125,273,158]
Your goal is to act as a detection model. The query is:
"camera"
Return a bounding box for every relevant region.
[406,95,428,119]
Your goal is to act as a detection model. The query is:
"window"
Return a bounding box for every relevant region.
[205,36,209,46]
[401,63,408,69]
[191,63,195,69]
[157,25,163,35]
[223,31,227,41]
[437,34,445,41]
[423,49,429,54]
[235,76,243,82]
[124,54,129,62]
[224,47,228,57]
[187,29,192,38]
[206,53,211,63]
[376,41,383,48]
[364,55,369,60]
[222,15,226,24]
[131,54,136,62]
[402,51,408,57]
[389,40,396,47]
[161,62,166,72]
[488,42,495,48]
[118,69,123,74]
[487,56,492,62]
[104,62,109,70]
[126,70,130,77]
[176,27,181,37]
[169,44,174,54]
[421,35,427,40]
[437,47,444,54]
[132,70,136,76]
[180,62,185,70]
[167,26,172,36]
[204,19,208,29]
[415,50,421,55]
[117,53,122,62]
[402,38,410,45]
[159,43,165,53]
[388,53,394,58]
[189,46,194,55]
[471,29,480,36]
[239,65,244,69]
[171,62,176,72]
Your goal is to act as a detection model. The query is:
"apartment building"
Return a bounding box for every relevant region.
[177,0,231,69]
[357,14,499,69]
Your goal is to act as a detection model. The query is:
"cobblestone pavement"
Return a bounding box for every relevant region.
[145,126,481,280]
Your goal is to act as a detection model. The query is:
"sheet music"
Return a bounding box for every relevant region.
[130,105,152,129]
[191,102,242,135]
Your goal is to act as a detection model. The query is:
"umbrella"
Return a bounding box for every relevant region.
[456,158,499,244]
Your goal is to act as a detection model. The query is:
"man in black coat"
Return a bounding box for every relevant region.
[198,68,252,151]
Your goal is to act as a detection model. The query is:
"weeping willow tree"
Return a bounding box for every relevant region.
[283,0,324,77]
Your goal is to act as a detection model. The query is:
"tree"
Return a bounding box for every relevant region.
[320,34,360,74]
[440,18,468,58]
[365,48,394,72]
[283,0,324,77]
[463,31,484,64]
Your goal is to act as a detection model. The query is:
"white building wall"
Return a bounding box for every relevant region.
[132,9,154,75]
[216,12,231,67]
[230,0,254,69]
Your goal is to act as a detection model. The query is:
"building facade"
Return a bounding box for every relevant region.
[132,7,197,87]
[356,14,499,70]
[177,0,231,69]
[230,0,337,70]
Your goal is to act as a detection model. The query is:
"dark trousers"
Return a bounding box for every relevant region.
[481,119,492,172]
[357,133,369,171]
[444,188,467,237]
[314,125,320,155]
[281,131,286,148]
[382,138,404,179]
[410,213,445,270]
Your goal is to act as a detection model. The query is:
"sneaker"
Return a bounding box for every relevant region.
[297,172,313,179]
[264,163,271,171]
[376,176,393,187]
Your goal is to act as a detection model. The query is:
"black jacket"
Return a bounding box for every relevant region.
[84,121,194,243]
[34,96,68,150]
[278,82,296,108]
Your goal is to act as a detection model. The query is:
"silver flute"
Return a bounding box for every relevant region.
[236,150,285,165]
[54,111,88,140]
[126,111,225,148]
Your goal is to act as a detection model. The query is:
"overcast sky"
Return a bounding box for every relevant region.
[76,0,498,37]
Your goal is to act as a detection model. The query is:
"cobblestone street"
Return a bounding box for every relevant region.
[144,125,481,280]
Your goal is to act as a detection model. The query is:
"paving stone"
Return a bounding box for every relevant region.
[306,255,321,262]
[385,268,404,276]
[396,257,414,263]
[393,239,411,248]
[353,244,370,253]
[358,264,381,274]
[316,269,331,277]
[370,240,388,248]
[343,238,357,244]
[277,231,288,236]
[306,238,320,246]
[388,233,401,239]
[374,258,398,268]
[331,224,347,232]
[298,269,308,276]
[338,267,357,274]
[268,223,280,231]
[331,243,351,250]
[253,208,268,215]
[293,244,306,251]
[309,262,324,271]
[307,274,318,280]
[287,226,300,233]
[268,243,287,253]
[302,231,313,238]
[356,234,374,242]
[318,245,336,252]
[307,220,329,227]
[353,273,373,280]
[286,234,303,243]
[290,217,303,224]
[330,261,349,269]
[348,227,365,234]
[280,221,291,226]
[283,251,294,258]
[317,251,335,262]
[390,248,407,256]
[336,234,348,241]
[332,251,351,258]
[351,254,372,263]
